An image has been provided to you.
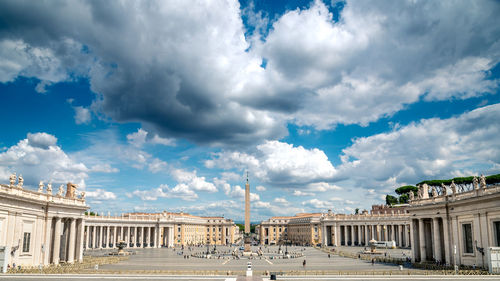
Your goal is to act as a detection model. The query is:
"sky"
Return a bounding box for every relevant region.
[0,0,499,222]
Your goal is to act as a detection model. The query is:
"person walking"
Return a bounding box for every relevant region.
[303,259,306,268]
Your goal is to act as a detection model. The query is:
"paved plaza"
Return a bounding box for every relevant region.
[86,245,411,274]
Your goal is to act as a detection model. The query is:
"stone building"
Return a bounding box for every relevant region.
[321,209,410,248]
[287,213,323,246]
[408,178,500,268]
[84,211,236,249]
[258,216,292,245]
[0,176,87,267]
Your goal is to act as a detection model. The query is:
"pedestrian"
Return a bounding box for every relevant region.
[371,258,374,266]
[303,259,306,267]
[328,254,331,259]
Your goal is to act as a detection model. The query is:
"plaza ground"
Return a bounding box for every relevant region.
[86,245,414,274]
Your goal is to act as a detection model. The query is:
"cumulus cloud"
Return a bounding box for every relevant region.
[127,128,175,147]
[1,0,497,145]
[148,158,167,173]
[229,185,260,201]
[132,184,198,201]
[338,103,500,190]
[0,132,88,188]
[86,188,116,200]
[206,140,336,186]
[255,185,266,191]
[74,106,91,125]
[293,190,315,197]
[170,168,217,192]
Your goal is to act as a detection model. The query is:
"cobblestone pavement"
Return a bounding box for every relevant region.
[329,245,412,259]
[87,245,412,273]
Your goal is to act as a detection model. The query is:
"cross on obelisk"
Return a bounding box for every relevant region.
[244,171,252,254]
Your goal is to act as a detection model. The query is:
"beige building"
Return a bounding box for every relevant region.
[287,213,323,246]
[322,209,410,248]
[259,216,292,245]
[408,179,500,268]
[84,211,236,249]
[0,176,87,267]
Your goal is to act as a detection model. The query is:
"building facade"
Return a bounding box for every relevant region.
[84,212,236,250]
[408,180,500,268]
[0,176,87,267]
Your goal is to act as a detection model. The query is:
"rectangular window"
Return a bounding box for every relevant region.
[462,223,473,254]
[494,221,500,247]
[22,232,31,253]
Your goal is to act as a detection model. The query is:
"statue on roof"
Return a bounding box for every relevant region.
[431,187,438,198]
[441,183,447,196]
[409,191,415,201]
[473,176,479,190]
[46,183,52,194]
[480,174,486,189]
[57,184,64,196]
[17,174,23,188]
[80,191,86,200]
[451,180,457,194]
[38,181,44,193]
[9,173,16,187]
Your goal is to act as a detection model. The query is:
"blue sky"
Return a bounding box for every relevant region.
[1,0,499,221]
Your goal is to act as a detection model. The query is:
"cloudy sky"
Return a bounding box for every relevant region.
[0,0,499,221]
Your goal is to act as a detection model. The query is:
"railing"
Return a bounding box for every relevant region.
[0,184,86,206]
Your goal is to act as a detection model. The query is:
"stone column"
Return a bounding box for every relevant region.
[43,217,53,265]
[384,225,388,241]
[410,219,417,262]
[67,218,76,263]
[398,225,403,247]
[146,227,151,247]
[432,217,442,263]
[140,226,144,247]
[169,227,174,247]
[105,226,110,248]
[125,226,130,248]
[52,217,62,265]
[405,224,410,248]
[442,217,450,265]
[391,225,396,241]
[364,225,369,245]
[92,226,96,249]
[357,225,362,246]
[97,226,102,249]
[76,219,85,262]
[418,218,426,262]
[112,226,117,248]
[351,225,356,246]
[322,225,327,246]
[333,223,338,246]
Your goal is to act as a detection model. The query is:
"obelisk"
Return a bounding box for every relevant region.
[244,172,252,254]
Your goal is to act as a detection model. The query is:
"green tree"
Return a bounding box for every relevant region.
[398,193,409,204]
[385,195,398,206]
[395,185,418,195]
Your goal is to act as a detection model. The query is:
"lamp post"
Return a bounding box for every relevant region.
[206,238,210,255]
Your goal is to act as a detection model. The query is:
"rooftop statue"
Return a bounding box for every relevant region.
[38,181,44,193]
[473,176,479,190]
[451,180,457,194]
[480,174,486,189]
[80,191,86,200]
[9,173,16,187]
[17,174,23,189]
[46,183,52,194]
[431,187,438,198]
[57,184,64,196]
[441,183,447,195]
[417,185,423,199]
[409,190,415,201]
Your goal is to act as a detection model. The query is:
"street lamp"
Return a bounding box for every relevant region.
[206,238,210,255]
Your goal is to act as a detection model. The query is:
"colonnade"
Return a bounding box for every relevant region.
[46,217,85,265]
[84,225,174,249]
[410,217,449,264]
[323,222,410,248]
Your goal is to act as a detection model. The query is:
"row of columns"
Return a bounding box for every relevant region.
[411,217,450,264]
[323,223,410,248]
[84,225,174,249]
[44,217,84,265]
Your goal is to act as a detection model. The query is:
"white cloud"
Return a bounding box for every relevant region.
[148,158,167,173]
[338,103,500,190]
[293,190,315,197]
[229,185,260,201]
[86,188,116,200]
[90,163,119,173]
[307,182,341,192]
[206,140,336,186]
[151,134,175,146]
[170,168,217,192]
[255,185,266,191]
[127,128,148,148]
[302,198,332,210]
[0,132,88,188]
[74,106,91,125]
[273,197,289,205]
[132,184,198,201]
